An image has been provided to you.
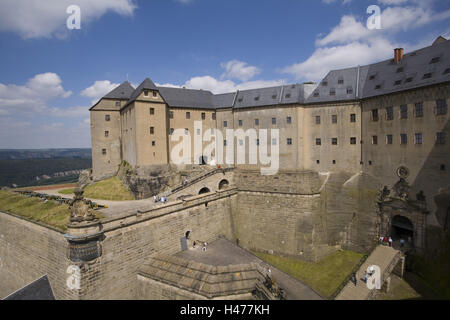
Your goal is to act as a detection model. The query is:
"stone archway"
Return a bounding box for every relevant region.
[198,187,210,195]
[218,179,229,190]
[391,215,414,247]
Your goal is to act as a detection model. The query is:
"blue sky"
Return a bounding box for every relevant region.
[0,0,449,148]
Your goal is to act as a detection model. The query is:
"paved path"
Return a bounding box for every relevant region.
[336,245,401,300]
[176,238,323,300]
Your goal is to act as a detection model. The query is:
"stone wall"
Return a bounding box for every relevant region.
[73,190,237,299]
[0,212,76,300]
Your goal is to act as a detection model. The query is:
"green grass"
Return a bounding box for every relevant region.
[252,250,365,298]
[377,275,421,300]
[0,189,70,230]
[59,188,75,195]
[81,176,134,201]
[0,190,103,231]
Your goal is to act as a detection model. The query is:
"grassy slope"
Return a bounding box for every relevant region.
[252,250,365,298]
[0,190,70,230]
[0,190,103,231]
[81,176,134,201]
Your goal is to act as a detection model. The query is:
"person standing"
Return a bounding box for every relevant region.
[388,237,393,247]
[400,238,405,248]
[351,272,357,286]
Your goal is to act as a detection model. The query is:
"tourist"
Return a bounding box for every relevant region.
[154,195,158,203]
[400,238,405,248]
[379,236,384,244]
[363,271,368,283]
[388,237,393,247]
[351,272,357,286]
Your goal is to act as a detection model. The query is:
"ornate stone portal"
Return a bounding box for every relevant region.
[377,167,428,251]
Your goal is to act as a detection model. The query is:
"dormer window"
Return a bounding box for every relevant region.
[285,93,291,98]
[254,96,260,101]
[153,91,157,97]
[430,57,440,64]
[423,73,432,79]
[329,88,336,96]
[313,91,319,97]
[444,68,450,75]
[338,78,344,85]
[394,80,402,86]
[144,90,149,97]
[347,87,353,94]
[115,101,121,107]
[375,84,382,90]
[369,74,376,80]
[238,97,243,102]
[272,94,277,99]
[405,77,414,83]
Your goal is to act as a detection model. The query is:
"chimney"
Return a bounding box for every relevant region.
[394,48,404,64]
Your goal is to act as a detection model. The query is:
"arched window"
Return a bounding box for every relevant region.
[198,187,210,195]
[218,179,229,190]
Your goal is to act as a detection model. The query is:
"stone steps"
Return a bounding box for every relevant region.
[336,245,401,300]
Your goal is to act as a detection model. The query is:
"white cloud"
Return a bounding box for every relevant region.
[81,80,120,104]
[220,60,261,82]
[316,16,371,47]
[0,0,136,39]
[0,73,72,114]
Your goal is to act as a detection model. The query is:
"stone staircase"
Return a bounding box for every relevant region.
[162,166,234,197]
[335,245,403,300]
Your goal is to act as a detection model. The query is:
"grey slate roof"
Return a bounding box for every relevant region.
[103,81,135,100]
[96,37,450,111]
[3,275,55,300]
[158,87,215,109]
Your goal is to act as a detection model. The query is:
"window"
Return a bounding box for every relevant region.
[423,73,432,79]
[338,78,344,85]
[400,105,408,119]
[386,106,394,120]
[238,97,243,102]
[105,114,110,121]
[441,164,446,171]
[256,139,260,146]
[394,80,402,86]
[372,109,379,121]
[405,77,413,83]
[255,119,259,126]
[313,91,319,97]
[212,113,216,120]
[372,136,378,145]
[369,74,376,80]
[152,141,156,146]
[287,116,292,124]
[201,113,206,120]
[400,133,408,145]
[332,115,337,123]
[316,160,320,164]
[223,121,227,127]
[272,118,277,125]
[316,138,322,146]
[224,140,227,146]
[415,102,423,117]
[144,90,149,97]
[238,120,243,126]
[170,128,174,135]
[330,88,336,96]
[375,84,382,90]
[430,57,440,64]
[102,149,106,155]
[415,133,423,144]
[105,131,109,137]
[444,68,450,75]
[272,94,277,99]
[239,139,243,146]
[350,137,357,145]
[115,101,121,107]
[287,138,292,145]
[350,114,356,122]
[185,128,189,135]
[186,112,190,119]
[150,127,154,135]
[347,88,353,94]
[332,138,338,145]
[150,108,154,115]
[272,138,277,145]
[153,91,157,97]
[169,111,174,119]
[386,134,393,145]
[436,99,447,115]
[332,160,336,164]
[369,161,373,166]
[436,132,446,145]
[285,93,291,98]
[315,116,321,124]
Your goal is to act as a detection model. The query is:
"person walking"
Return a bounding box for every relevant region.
[388,237,393,247]
[351,272,357,286]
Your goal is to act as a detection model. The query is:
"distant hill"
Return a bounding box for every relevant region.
[0,148,91,160]
[0,149,92,187]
